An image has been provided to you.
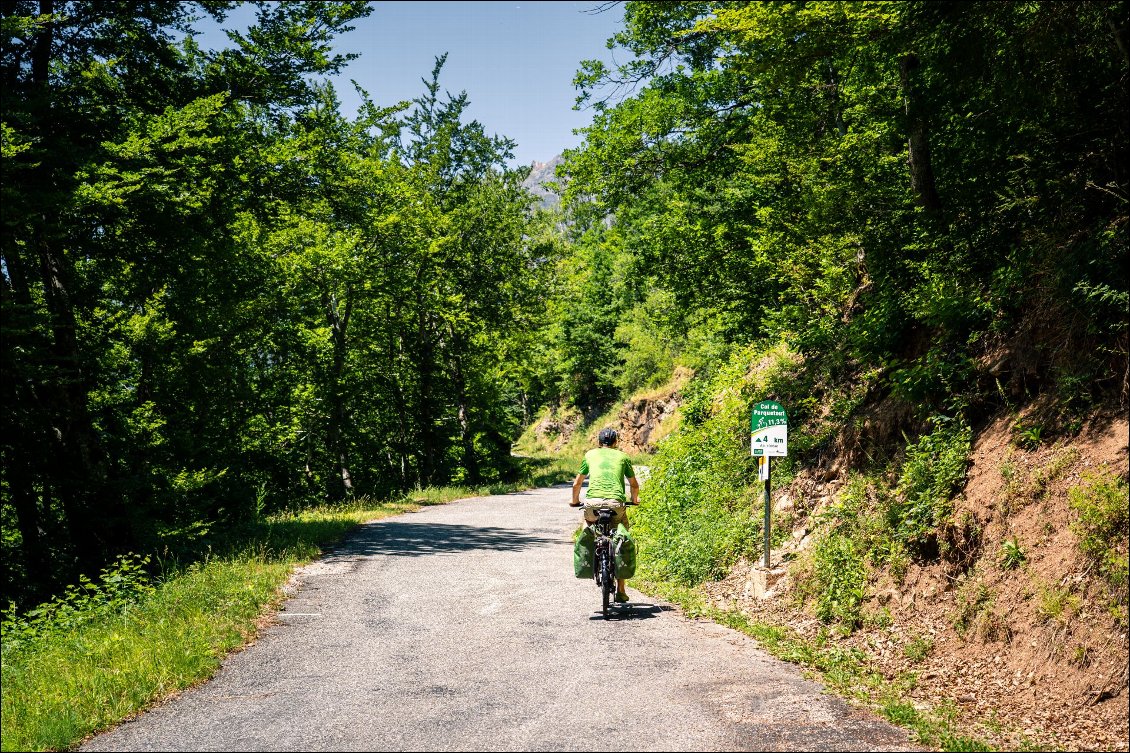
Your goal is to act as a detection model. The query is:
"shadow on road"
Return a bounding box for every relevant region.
[336,520,558,557]
[588,604,670,621]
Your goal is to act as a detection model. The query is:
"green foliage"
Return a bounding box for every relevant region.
[614,289,680,395]
[1036,582,1081,625]
[553,0,1127,515]
[1,7,555,607]
[1,555,154,656]
[780,428,964,633]
[805,533,867,629]
[1015,424,1044,450]
[893,417,972,552]
[0,553,291,752]
[630,424,760,585]
[630,344,798,585]
[903,635,933,663]
[788,479,897,628]
[1000,537,1026,570]
[1069,472,1130,614]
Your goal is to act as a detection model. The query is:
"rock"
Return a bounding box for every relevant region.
[747,566,788,599]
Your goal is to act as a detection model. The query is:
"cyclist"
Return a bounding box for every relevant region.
[569,427,639,603]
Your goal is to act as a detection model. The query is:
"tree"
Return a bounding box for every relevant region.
[0,0,373,601]
[558,1,1127,413]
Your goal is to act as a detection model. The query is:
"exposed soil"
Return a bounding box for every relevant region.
[702,413,1130,751]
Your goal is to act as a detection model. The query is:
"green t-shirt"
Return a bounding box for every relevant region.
[580,447,635,503]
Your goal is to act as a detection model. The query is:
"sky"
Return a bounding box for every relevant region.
[193,1,627,167]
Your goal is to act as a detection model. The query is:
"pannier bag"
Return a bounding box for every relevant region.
[614,523,637,579]
[573,525,595,578]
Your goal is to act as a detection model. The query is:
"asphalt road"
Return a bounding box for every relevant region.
[82,485,917,752]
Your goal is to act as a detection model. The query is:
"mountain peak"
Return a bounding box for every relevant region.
[522,155,565,209]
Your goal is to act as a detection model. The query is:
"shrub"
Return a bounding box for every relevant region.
[1014,423,1043,450]
[800,533,867,629]
[2,555,154,656]
[903,635,933,662]
[1069,472,1129,614]
[892,416,972,553]
[1037,582,1080,624]
[631,423,760,584]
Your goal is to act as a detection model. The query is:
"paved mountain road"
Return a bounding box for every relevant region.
[82,486,917,752]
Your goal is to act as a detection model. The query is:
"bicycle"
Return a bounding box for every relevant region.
[586,505,624,619]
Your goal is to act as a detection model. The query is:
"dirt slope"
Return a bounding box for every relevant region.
[704,413,1129,751]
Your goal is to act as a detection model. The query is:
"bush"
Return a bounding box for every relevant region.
[614,290,679,395]
[807,534,867,628]
[892,416,972,554]
[631,424,760,584]
[2,555,154,656]
[1069,472,1129,615]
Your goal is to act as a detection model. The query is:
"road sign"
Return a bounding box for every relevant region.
[751,426,788,456]
[750,400,788,457]
[750,400,788,431]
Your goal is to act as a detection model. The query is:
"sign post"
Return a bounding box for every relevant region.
[751,400,788,568]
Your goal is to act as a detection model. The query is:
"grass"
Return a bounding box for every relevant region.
[903,634,933,662]
[1,500,412,752]
[2,555,293,752]
[1036,581,1080,624]
[630,577,992,751]
[1069,470,1129,625]
[0,459,576,753]
[997,446,1080,517]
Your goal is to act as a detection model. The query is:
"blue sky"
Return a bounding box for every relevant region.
[193,1,626,166]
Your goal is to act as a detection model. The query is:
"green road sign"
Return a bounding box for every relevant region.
[751,400,788,457]
[750,400,787,431]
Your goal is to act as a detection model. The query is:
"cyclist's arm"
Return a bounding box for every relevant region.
[570,474,586,506]
[627,475,640,505]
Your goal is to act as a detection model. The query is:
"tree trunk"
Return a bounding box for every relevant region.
[24,0,128,574]
[37,228,120,570]
[451,346,478,483]
[899,54,943,215]
[1,194,51,597]
[2,417,50,596]
[323,287,354,499]
[416,291,437,485]
[1109,15,1129,69]
[827,62,847,138]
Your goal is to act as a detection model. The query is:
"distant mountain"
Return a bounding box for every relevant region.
[521,155,564,209]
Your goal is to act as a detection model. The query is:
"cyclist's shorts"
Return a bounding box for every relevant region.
[583,499,627,526]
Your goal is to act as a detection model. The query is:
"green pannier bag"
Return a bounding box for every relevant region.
[614,523,637,579]
[573,526,595,578]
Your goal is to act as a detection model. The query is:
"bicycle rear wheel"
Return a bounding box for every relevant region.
[601,552,613,619]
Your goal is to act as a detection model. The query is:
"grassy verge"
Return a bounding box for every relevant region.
[631,578,994,752]
[1,461,576,753]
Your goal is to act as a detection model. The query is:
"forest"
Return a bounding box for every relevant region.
[2,0,1127,625]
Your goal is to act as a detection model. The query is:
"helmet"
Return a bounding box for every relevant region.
[598,428,618,446]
